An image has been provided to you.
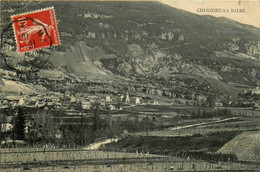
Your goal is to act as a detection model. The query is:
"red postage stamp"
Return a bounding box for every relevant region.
[11,7,60,53]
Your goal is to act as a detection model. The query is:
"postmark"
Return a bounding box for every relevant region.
[11,7,60,53]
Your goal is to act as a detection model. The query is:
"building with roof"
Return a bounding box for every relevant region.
[251,87,260,95]
[1,116,13,133]
[82,101,91,110]
[106,95,111,102]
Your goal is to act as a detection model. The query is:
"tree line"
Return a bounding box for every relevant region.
[0,106,158,148]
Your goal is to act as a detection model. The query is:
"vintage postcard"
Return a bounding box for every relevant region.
[0,0,259,171]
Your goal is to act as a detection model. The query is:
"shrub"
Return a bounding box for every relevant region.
[177,150,237,162]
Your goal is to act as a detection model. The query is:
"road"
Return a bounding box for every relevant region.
[84,138,119,150]
[167,117,239,131]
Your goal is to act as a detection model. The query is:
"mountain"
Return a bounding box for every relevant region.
[1,1,260,98]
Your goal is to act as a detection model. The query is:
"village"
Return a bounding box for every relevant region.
[1,68,260,146]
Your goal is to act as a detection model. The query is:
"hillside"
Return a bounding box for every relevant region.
[217,131,260,162]
[0,78,38,95]
[1,1,260,98]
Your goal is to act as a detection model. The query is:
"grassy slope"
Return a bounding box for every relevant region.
[0,79,36,95]
[217,131,260,161]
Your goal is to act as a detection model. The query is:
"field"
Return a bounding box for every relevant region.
[0,148,162,164]
[127,105,260,115]
[0,148,259,171]
[133,116,260,137]
[104,109,260,171]
[1,161,259,172]
[1,106,259,171]
[1,108,259,171]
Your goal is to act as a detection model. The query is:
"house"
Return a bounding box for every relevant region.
[70,95,77,103]
[37,100,46,108]
[120,95,124,102]
[251,87,260,95]
[135,97,141,104]
[2,99,8,105]
[65,109,80,115]
[149,100,158,105]
[251,102,259,109]
[1,116,13,133]
[52,96,60,103]
[26,100,39,108]
[105,95,111,102]
[53,92,61,96]
[116,104,123,110]
[130,97,141,104]
[100,101,106,108]
[164,90,172,97]
[54,102,62,109]
[108,104,116,111]
[88,96,99,103]
[215,101,223,107]
[24,120,33,134]
[46,100,54,106]
[82,101,91,110]
[4,96,21,106]
[55,129,62,139]
[77,97,85,103]
[84,11,92,18]
[65,90,71,97]
[89,98,96,103]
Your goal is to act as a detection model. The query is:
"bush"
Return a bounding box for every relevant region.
[177,150,237,162]
[192,108,232,118]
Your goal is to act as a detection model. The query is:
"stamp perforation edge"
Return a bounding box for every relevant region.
[11,6,60,53]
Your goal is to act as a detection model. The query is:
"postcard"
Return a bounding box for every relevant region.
[0,0,260,171]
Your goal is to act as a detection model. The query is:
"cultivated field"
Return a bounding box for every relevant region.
[0,149,162,165]
[0,148,259,171]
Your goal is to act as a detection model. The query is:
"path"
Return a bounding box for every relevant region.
[84,138,119,150]
[167,117,239,131]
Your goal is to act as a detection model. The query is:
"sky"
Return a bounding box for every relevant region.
[159,0,260,28]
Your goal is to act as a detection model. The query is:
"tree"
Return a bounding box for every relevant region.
[28,111,57,144]
[0,114,7,141]
[15,108,25,140]
[207,95,216,108]
[62,125,78,147]
[92,104,101,141]
[197,108,202,117]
